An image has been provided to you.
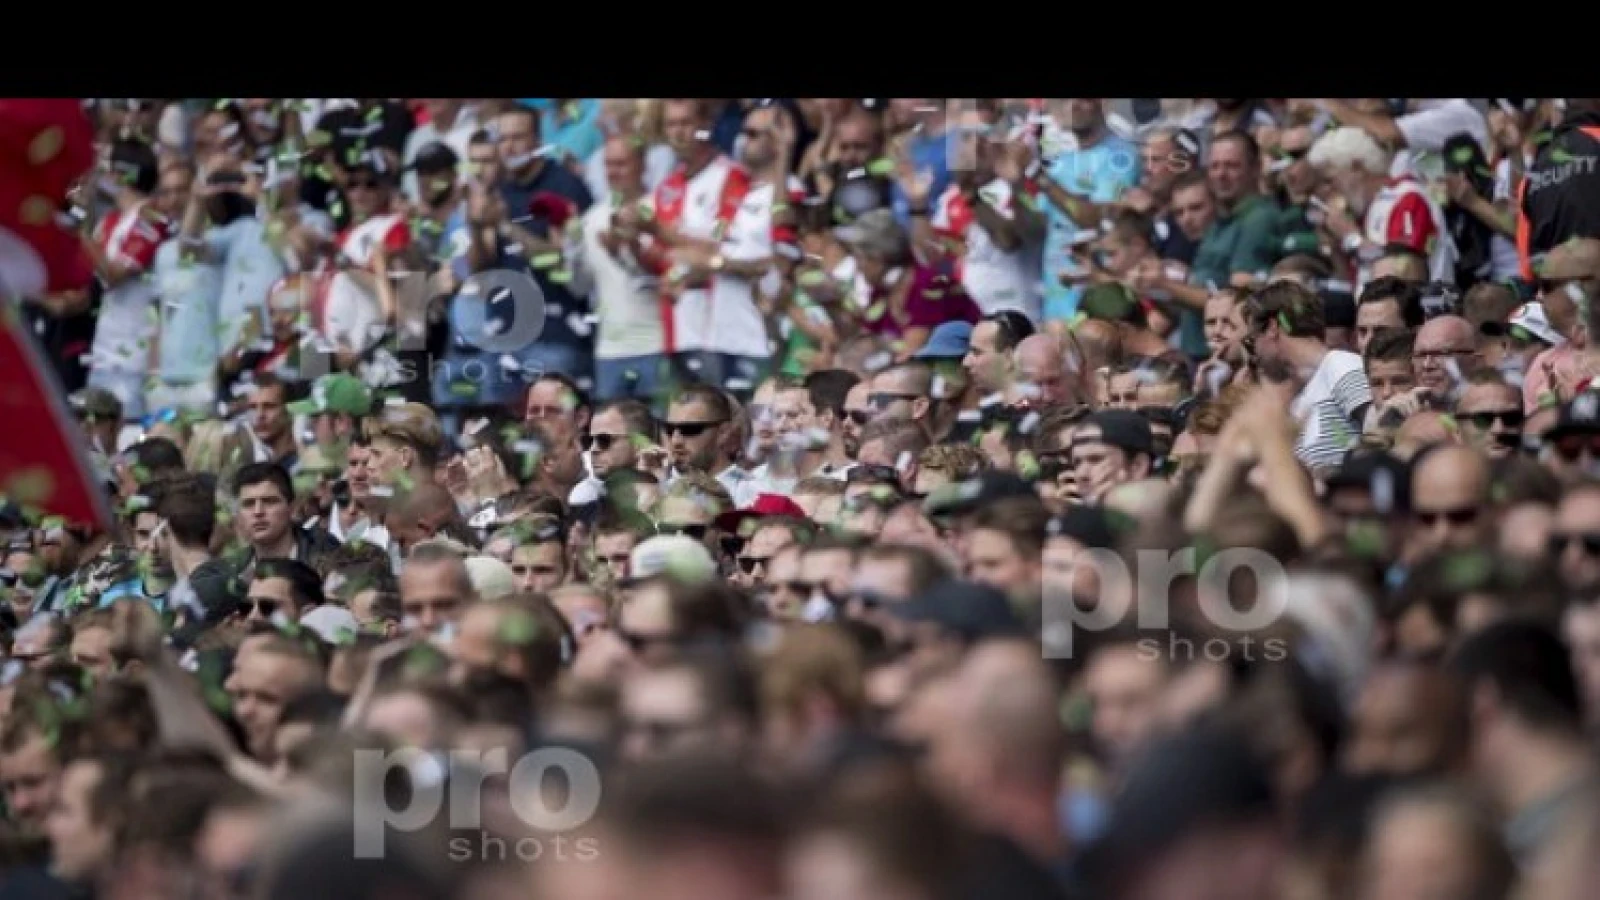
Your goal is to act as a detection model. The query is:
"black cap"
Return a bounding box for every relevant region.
[409,141,459,175]
[1325,450,1410,515]
[1077,410,1154,456]
[1047,506,1118,550]
[890,579,1026,641]
[923,471,1035,518]
[1547,392,1600,441]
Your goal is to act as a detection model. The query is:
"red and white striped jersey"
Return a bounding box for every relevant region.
[1361,175,1456,290]
[323,213,410,353]
[89,202,170,370]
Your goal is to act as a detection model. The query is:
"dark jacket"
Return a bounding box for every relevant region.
[1517,110,1600,277]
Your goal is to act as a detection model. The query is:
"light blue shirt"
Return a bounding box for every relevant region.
[541,100,603,167]
[206,217,285,350]
[1040,134,1141,321]
[152,240,223,383]
[891,132,953,227]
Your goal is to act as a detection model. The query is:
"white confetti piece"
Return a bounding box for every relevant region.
[979,392,1005,408]
[368,485,395,498]
[863,352,893,372]
[512,440,542,454]
[931,375,947,398]
[1020,412,1041,434]
[957,410,984,423]
[726,377,753,391]
[385,396,405,408]
[895,451,913,473]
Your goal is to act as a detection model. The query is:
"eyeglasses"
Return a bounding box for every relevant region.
[663,420,724,438]
[1414,347,1475,364]
[1554,434,1600,462]
[736,554,772,574]
[773,579,814,595]
[1551,531,1600,557]
[1459,408,1525,430]
[1412,506,1479,527]
[582,433,627,452]
[845,589,894,610]
[657,523,709,540]
[845,409,873,426]
[244,596,281,618]
[847,464,901,484]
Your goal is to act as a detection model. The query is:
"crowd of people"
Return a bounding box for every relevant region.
[3,97,1600,898]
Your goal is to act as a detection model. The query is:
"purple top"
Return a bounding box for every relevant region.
[862,262,981,338]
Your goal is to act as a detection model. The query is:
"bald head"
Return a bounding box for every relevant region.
[1407,446,1491,556]
[1013,334,1075,405]
[384,481,461,551]
[1392,410,1459,460]
[1414,315,1478,393]
[950,639,1065,786]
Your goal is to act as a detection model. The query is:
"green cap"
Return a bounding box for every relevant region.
[288,374,373,417]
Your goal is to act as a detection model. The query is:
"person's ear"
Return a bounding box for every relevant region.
[1131,452,1152,480]
[912,397,931,421]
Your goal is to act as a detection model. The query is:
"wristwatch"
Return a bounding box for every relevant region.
[1341,232,1363,255]
[708,253,726,272]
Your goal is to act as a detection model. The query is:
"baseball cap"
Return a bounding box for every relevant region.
[889,578,1026,641]
[299,605,360,644]
[289,374,374,418]
[1546,391,1600,441]
[408,141,459,176]
[69,387,122,422]
[627,535,717,586]
[1076,410,1154,456]
[833,208,905,258]
[713,493,808,538]
[464,555,517,602]
[923,471,1035,518]
[1324,450,1411,516]
[1507,302,1562,346]
[912,321,973,360]
[1046,506,1118,550]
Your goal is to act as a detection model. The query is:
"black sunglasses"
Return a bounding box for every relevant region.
[1550,532,1600,557]
[582,433,627,452]
[1412,506,1479,527]
[664,420,724,438]
[617,628,687,654]
[847,464,900,485]
[845,409,873,426]
[244,596,281,618]
[736,554,772,574]
[658,523,709,540]
[1459,408,1525,431]
[869,392,918,409]
[1554,434,1600,462]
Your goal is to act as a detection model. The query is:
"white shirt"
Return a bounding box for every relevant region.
[655,157,772,358]
[1291,350,1371,470]
[1360,176,1457,292]
[1391,100,1489,179]
[931,179,1036,319]
[584,142,677,201]
[571,199,666,359]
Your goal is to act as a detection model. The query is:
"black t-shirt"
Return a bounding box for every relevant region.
[1520,111,1600,269]
[313,100,414,163]
[1154,211,1200,267]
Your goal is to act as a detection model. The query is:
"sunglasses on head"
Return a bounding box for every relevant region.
[658,523,709,540]
[663,420,723,438]
[1412,506,1478,527]
[869,392,917,409]
[1554,433,1600,462]
[1459,408,1525,430]
[1550,531,1600,557]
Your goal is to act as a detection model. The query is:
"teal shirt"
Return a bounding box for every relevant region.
[153,240,223,383]
[541,100,603,167]
[1191,193,1283,290]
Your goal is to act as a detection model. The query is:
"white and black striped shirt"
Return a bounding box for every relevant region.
[1292,350,1371,470]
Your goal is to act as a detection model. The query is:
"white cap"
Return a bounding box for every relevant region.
[1509,302,1563,346]
[464,555,517,601]
[627,535,717,585]
[298,605,360,644]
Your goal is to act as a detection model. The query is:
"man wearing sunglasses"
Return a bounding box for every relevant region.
[662,384,739,491]
[240,558,322,625]
[1403,446,1491,563]
[1550,484,1600,599]
[1454,372,1525,459]
[584,399,656,479]
[1541,393,1600,484]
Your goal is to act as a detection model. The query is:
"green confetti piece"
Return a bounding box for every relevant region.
[1439,414,1458,432]
[865,301,887,322]
[306,129,332,148]
[1450,145,1475,165]
[1016,450,1040,480]
[1550,147,1575,164]
[450,381,479,397]
[1442,552,1492,592]
[867,157,896,177]
[531,252,561,269]
[797,270,827,287]
[497,609,537,644]
[549,269,573,285]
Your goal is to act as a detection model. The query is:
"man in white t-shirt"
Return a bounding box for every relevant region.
[321,156,409,380]
[1246,281,1372,470]
[570,136,668,403]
